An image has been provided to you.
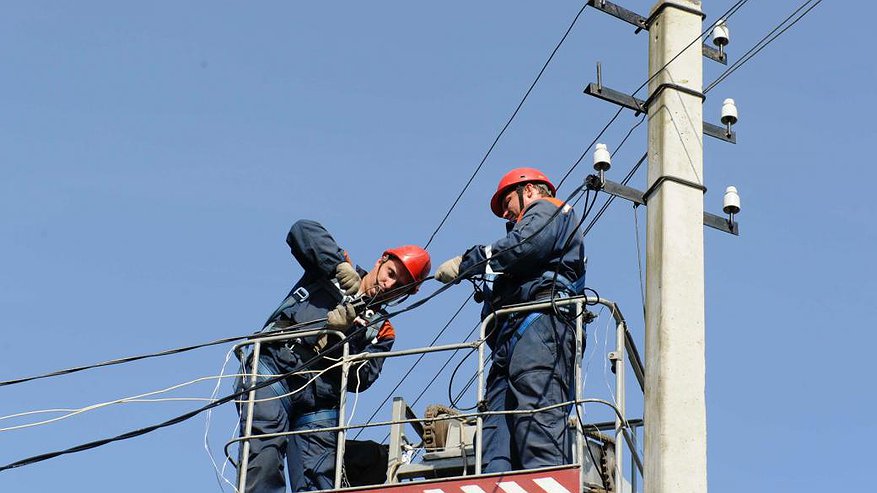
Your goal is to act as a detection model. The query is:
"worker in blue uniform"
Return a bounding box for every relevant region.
[237,219,431,493]
[434,168,585,473]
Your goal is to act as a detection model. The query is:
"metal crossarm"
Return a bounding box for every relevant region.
[583,82,736,143]
[588,176,739,235]
[587,0,726,64]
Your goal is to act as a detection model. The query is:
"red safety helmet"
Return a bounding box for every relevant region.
[490,167,556,218]
[383,245,431,293]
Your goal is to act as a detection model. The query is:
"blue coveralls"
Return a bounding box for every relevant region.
[237,219,394,493]
[458,198,585,473]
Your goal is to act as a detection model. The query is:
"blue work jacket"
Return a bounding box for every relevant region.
[459,198,585,345]
[260,219,394,408]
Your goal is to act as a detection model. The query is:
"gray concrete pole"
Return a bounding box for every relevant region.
[644,2,707,493]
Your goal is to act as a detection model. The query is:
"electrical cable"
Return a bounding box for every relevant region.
[0,183,585,403]
[423,2,591,248]
[0,0,753,399]
[376,318,484,445]
[204,347,238,493]
[633,205,646,318]
[351,292,474,440]
[0,315,337,389]
[342,184,588,430]
[346,362,369,429]
[0,334,256,388]
[0,373,246,433]
[1,0,768,463]
[448,345,482,410]
[0,324,368,472]
[0,1,774,474]
[0,0,744,396]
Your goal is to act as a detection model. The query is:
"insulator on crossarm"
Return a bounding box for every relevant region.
[712,20,730,56]
[723,186,741,223]
[593,143,611,172]
[721,98,738,136]
[593,143,611,185]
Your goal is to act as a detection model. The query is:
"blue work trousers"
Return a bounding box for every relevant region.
[481,313,576,472]
[236,362,338,492]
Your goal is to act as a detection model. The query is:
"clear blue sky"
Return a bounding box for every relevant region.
[1,1,873,492]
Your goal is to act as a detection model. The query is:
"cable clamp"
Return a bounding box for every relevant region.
[643,83,705,111]
[637,1,706,33]
[642,175,707,204]
[477,400,488,413]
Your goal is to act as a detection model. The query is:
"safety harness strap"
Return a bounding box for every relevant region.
[506,312,544,355]
[250,356,294,417]
[293,409,339,429]
[261,276,344,331]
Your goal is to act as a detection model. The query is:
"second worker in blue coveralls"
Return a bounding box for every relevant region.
[434,167,585,473]
[237,219,431,493]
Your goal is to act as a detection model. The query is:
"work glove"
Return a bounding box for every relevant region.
[434,256,463,284]
[326,303,358,331]
[335,261,361,296]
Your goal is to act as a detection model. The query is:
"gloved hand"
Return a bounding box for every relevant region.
[434,256,463,284]
[326,303,358,331]
[335,262,361,296]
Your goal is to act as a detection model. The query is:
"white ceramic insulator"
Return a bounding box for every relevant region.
[721,98,738,125]
[593,143,611,171]
[712,21,730,47]
[723,186,741,214]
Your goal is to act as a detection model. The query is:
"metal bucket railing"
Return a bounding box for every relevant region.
[227,296,644,492]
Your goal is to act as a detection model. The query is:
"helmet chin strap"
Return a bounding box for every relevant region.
[515,184,527,221]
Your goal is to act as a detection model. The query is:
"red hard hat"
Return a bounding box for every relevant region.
[490,167,556,217]
[383,245,431,293]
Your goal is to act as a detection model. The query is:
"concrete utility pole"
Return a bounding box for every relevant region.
[644,1,707,493]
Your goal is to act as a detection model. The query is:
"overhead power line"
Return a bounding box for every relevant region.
[423,3,590,248]
[0,325,366,472]
[0,184,592,471]
[0,0,747,394]
[578,0,822,242]
[0,334,255,388]
[705,0,823,93]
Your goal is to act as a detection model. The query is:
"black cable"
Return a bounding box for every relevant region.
[556,108,625,190]
[5,0,752,393]
[0,325,368,472]
[408,321,480,410]
[448,346,481,410]
[705,0,822,94]
[0,185,589,472]
[0,320,327,388]
[3,0,776,462]
[0,0,743,393]
[351,292,473,440]
[378,319,483,444]
[376,184,588,328]
[1,184,585,394]
[423,2,590,248]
